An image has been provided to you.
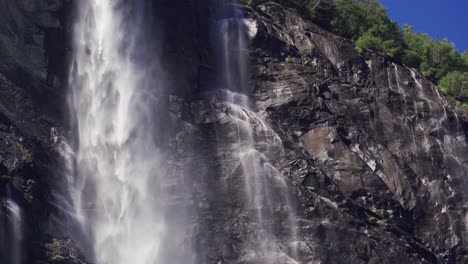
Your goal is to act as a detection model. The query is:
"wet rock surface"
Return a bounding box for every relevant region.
[242,3,467,263]
[0,71,76,263]
[169,2,467,263]
[0,1,467,264]
[0,0,79,262]
[34,238,88,264]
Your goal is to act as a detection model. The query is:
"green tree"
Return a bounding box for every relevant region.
[424,39,463,81]
[301,0,337,28]
[462,51,468,70]
[402,25,463,82]
[329,0,403,56]
[356,21,403,56]
[247,0,467,90]
[401,25,428,68]
[439,71,468,100]
[330,0,371,39]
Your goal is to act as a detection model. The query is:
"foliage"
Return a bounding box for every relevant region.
[244,0,468,106]
[462,51,468,69]
[355,27,402,57]
[329,0,402,56]
[402,25,465,82]
[246,0,404,57]
[439,71,468,101]
[330,0,383,39]
[400,25,468,106]
[285,55,294,63]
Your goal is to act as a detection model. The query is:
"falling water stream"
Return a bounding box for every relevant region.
[0,190,22,264]
[67,0,195,263]
[0,0,467,263]
[211,2,299,263]
[66,0,299,262]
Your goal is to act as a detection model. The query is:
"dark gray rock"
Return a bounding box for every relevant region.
[164,2,468,263]
[242,2,467,263]
[0,1,467,263]
[0,71,83,263]
[34,238,88,264]
[0,1,81,260]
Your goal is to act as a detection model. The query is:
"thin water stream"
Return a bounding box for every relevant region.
[211,2,299,263]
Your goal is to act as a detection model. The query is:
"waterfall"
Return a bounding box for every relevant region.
[210,2,299,263]
[66,0,298,262]
[0,193,23,264]
[68,1,194,263]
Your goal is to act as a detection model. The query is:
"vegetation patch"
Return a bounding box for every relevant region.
[243,0,468,108]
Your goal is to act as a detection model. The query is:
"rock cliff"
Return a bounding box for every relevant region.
[245,4,468,262]
[0,1,466,263]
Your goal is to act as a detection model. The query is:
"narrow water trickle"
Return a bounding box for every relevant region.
[211,2,299,263]
[67,1,193,263]
[0,193,23,264]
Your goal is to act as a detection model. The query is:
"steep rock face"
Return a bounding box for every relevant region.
[168,2,468,263]
[0,0,72,117]
[240,3,467,262]
[0,1,87,263]
[0,72,86,263]
[165,2,466,263]
[0,1,467,263]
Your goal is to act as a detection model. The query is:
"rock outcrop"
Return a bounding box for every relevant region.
[168,2,468,263]
[244,3,467,262]
[0,1,86,263]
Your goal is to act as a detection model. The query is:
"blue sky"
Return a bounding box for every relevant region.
[380,0,468,53]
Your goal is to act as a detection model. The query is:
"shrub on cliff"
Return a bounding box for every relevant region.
[402,25,465,82]
[327,0,404,57]
[247,0,404,57]
[439,71,468,101]
[462,51,468,69]
[245,0,468,106]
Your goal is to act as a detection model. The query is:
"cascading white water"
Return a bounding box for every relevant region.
[391,65,468,248]
[213,2,299,262]
[0,197,22,264]
[68,1,174,263]
[6,200,22,264]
